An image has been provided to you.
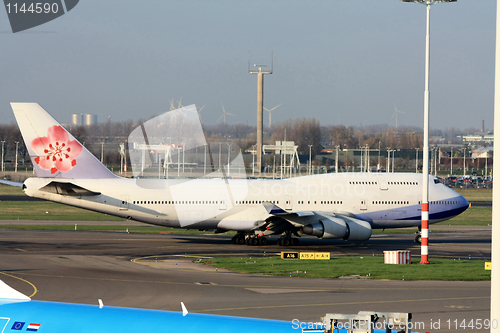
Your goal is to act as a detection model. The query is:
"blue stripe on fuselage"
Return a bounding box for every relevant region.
[358,195,469,228]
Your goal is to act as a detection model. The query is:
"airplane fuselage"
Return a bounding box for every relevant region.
[23,172,468,232]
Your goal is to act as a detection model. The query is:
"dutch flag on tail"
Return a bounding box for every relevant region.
[27,323,41,332]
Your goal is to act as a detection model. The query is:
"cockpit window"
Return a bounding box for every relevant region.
[434,178,443,184]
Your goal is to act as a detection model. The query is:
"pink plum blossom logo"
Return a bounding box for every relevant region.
[31,125,82,174]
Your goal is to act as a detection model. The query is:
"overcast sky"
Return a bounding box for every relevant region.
[0,0,496,130]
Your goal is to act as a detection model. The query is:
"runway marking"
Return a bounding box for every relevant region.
[9,271,196,286]
[445,305,471,309]
[131,255,219,272]
[0,271,38,298]
[198,296,490,313]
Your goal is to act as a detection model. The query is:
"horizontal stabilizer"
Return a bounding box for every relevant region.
[0,179,24,187]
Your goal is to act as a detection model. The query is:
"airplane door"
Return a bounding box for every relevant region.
[119,195,129,210]
[219,195,227,210]
[360,199,367,210]
[377,175,388,190]
[285,196,292,210]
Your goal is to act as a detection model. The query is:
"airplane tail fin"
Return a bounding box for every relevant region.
[11,103,116,179]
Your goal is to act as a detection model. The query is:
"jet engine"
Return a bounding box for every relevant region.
[302,216,372,241]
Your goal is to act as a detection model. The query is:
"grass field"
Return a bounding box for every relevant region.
[0,224,224,235]
[437,207,491,226]
[200,256,491,281]
[455,188,492,201]
[0,201,125,221]
[0,184,25,196]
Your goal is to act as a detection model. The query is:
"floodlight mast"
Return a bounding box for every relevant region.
[401,0,456,264]
[249,52,273,173]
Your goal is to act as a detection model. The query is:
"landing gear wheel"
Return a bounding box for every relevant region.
[258,237,268,246]
[277,238,283,246]
[251,237,258,246]
[237,235,245,245]
[415,234,421,243]
[282,238,291,246]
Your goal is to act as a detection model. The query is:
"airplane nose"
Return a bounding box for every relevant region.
[462,195,469,207]
[458,194,470,214]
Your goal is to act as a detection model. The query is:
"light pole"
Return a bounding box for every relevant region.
[335,145,339,173]
[15,141,19,173]
[204,144,207,175]
[308,145,313,176]
[1,141,4,172]
[402,0,456,264]
[434,147,437,177]
[451,147,453,175]
[227,143,231,178]
[100,141,104,163]
[218,143,221,173]
[416,148,419,173]
[463,147,466,176]
[386,148,391,172]
[378,140,381,171]
[249,56,273,173]
[392,149,396,173]
[366,144,370,172]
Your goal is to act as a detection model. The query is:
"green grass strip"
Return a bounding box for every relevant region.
[0,201,124,221]
[0,224,227,235]
[437,207,491,226]
[200,256,490,281]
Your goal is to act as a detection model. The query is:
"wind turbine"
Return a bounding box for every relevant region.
[218,104,235,124]
[264,103,281,128]
[169,98,184,111]
[196,103,206,122]
[391,104,405,128]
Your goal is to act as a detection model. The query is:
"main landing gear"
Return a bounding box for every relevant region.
[231,232,299,246]
[277,231,299,246]
[231,233,268,246]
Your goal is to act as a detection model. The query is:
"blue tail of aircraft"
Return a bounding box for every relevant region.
[11,103,116,179]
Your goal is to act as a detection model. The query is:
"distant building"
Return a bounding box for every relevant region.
[71,113,97,127]
[71,113,83,126]
[462,133,494,143]
[84,114,97,126]
[472,147,493,158]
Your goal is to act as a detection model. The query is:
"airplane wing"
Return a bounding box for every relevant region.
[258,203,372,241]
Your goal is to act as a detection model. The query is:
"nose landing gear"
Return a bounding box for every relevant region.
[415,227,422,243]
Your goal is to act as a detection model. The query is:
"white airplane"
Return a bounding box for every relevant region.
[2,103,469,246]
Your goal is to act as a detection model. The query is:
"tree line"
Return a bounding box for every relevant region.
[0,117,480,167]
